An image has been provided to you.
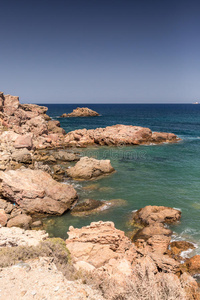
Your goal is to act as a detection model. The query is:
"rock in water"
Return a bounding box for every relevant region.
[0,169,78,215]
[66,156,115,180]
[60,107,99,117]
[64,124,180,147]
[133,205,181,225]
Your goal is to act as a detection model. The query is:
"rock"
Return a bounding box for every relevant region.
[71,199,105,216]
[0,199,14,214]
[181,255,200,275]
[169,241,195,256]
[133,223,172,255]
[67,156,115,180]
[66,221,134,268]
[52,150,79,162]
[0,209,8,226]
[0,169,78,215]
[133,205,181,226]
[0,226,48,247]
[11,148,32,164]
[60,107,100,118]
[47,120,65,135]
[7,214,32,229]
[31,220,43,228]
[151,132,178,143]
[33,161,52,174]
[64,125,180,147]
[14,134,33,150]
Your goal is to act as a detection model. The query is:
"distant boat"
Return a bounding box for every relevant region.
[193,101,199,104]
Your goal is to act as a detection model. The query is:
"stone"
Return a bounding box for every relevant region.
[31,220,43,228]
[52,150,79,161]
[182,255,200,275]
[133,205,181,225]
[0,226,48,247]
[64,125,180,147]
[0,209,8,226]
[71,199,105,216]
[0,169,78,215]
[66,221,134,268]
[67,156,115,180]
[7,214,32,229]
[14,134,33,150]
[170,241,195,256]
[11,148,32,164]
[47,120,65,135]
[60,107,100,118]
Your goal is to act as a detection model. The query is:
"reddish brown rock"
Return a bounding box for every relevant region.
[170,241,195,256]
[0,169,78,215]
[14,134,33,150]
[60,107,99,118]
[133,205,181,226]
[133,223,172,255]
[182,255,200,275]
[0,209,8,226]
[47,120,65,135]
[67,156,115,180]
[7,214,32,229]
[66,221,134,268]
[64,124,180,147]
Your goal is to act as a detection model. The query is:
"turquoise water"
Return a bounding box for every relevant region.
[42,104,200,252]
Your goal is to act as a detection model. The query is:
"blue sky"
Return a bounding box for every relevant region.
[1,0,200,103]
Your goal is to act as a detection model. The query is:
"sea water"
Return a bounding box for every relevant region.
[42,103,200,253]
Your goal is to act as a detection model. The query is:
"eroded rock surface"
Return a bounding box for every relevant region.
[60,107,99,118]
[67,156,115,180]
[133,205,181,226]
[0,169,78,215]
[64,124,180,147]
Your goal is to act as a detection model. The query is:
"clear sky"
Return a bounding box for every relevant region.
[1,0,200,103]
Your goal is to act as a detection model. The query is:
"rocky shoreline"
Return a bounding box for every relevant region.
[0,92,199,299]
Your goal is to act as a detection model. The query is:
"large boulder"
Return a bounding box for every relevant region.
[60,107,100,118]
[66,156,115,180]
[0,169,78,215]
[66,221,133,268]
[133,205,181,226]
[64,125,180,147]
[7,214,32,229]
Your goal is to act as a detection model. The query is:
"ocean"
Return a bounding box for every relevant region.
[42,104,200,254]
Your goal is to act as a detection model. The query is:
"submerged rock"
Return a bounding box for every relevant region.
[66,156,115,180]
[0,169,78,215]
[60,107,99,118]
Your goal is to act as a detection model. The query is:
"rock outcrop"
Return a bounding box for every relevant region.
[66,221,198,299]
[0,169,78,215]
[132,206,181,256]
[64,124,180,147]
[60,107,99,118]
[0,92,66,150]
[67,156,115,180]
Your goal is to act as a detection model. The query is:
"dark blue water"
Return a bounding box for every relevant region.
[43,104,200,254]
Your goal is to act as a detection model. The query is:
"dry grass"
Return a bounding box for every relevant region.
[0,238,75,280]
[80,264,187,300]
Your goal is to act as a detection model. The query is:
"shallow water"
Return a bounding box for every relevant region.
[42,104,200,253]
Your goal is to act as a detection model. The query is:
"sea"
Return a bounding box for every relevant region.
[41,103,200,255]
